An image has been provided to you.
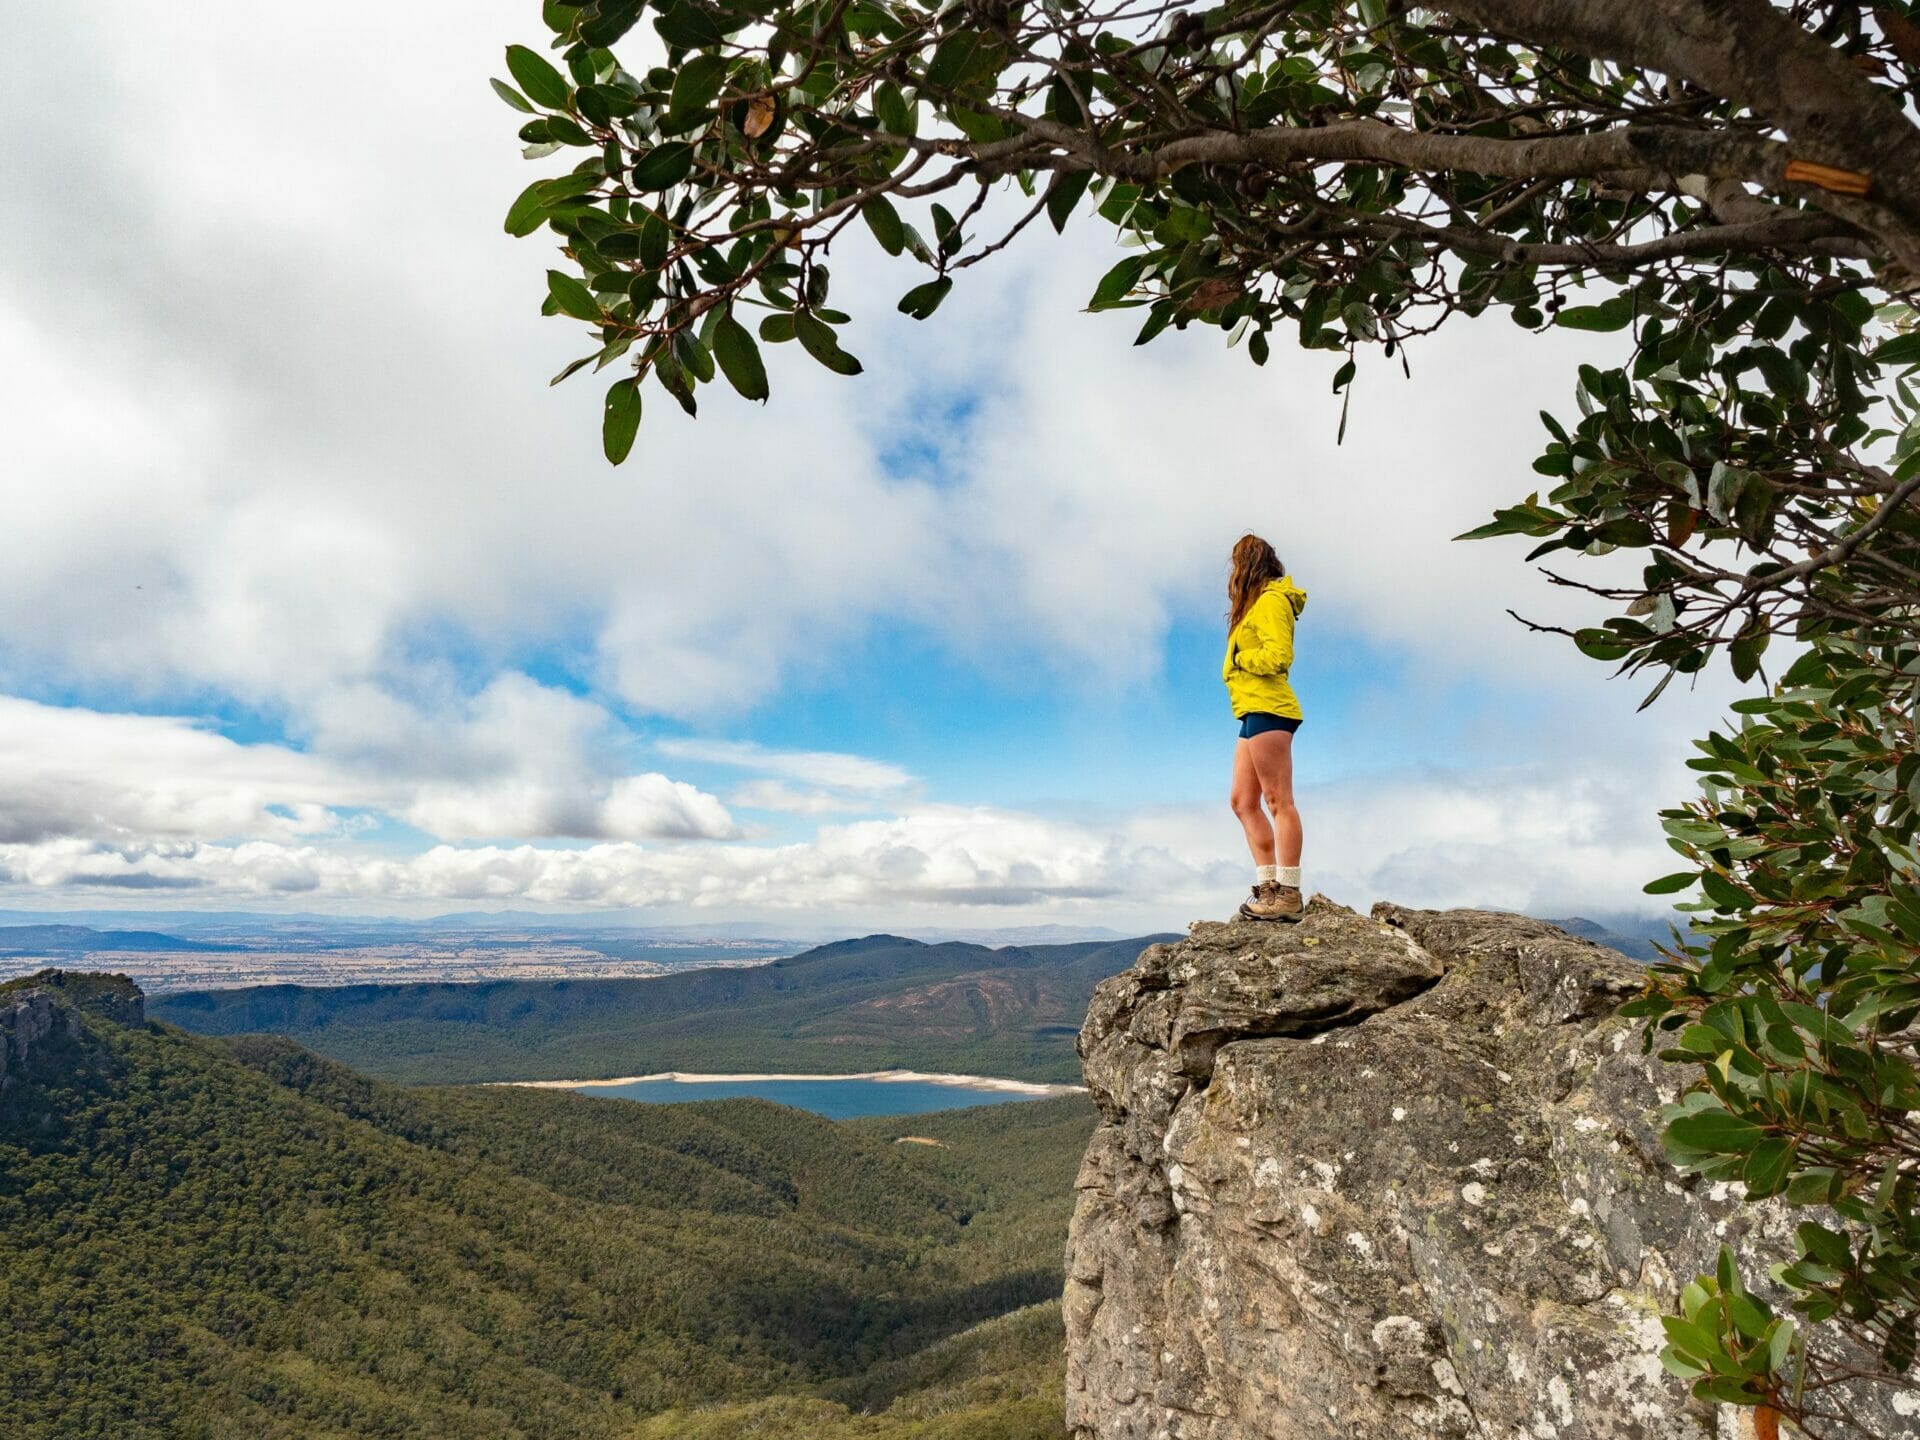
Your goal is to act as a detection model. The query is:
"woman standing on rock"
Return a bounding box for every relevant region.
[1224,533,1308,922]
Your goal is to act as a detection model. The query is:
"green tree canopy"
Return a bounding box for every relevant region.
[497,0,1920,1430]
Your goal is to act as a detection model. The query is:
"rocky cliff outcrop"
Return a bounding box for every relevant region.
[1064,901,1918,1440]
[0,969,144,1091]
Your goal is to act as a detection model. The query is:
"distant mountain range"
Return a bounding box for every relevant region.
[155,933,1175,1085]
[0,923,242,955]
[0,906,1127,946]
[0,906,1681,963]
[1546,913,1685,961]
[136,913,1682,1087]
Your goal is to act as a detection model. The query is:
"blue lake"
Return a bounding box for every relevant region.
[567,1075,1066,1120]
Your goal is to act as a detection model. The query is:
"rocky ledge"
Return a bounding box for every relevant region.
[0,969,144,1091]
[1063,900,1917,1440]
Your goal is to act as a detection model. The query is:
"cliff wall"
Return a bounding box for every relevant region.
[1064,901,1917,1440]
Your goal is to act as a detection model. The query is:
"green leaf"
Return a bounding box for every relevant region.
[579,0,645,44]
[602,377,642,464]
[639,211,670,271]
[670,54,730,119]
[545,116,595,146]
[1088,255,1149,311]
[546,269,603,322]
[545,270,602,324]
[873,82,913,136]
[1767,1319,1796,1374]
[1743,1137,1796,1196]
[1555,295,1633,332]
[897,277,953,320]
[1871,332,1920,369]
[1574,628,1633,661]
[1796,1222,1852,1268]
[1699,870,1747,910]
[1730,624,1769,683]
[630,142,696,190]
[1665,1111,1765,1154]
[862,196,906,256]
[506,44,572,110]
[927,30,993,90]
[712,316,769,401]
[794,313,862,375]
[1660,1349,1707,1381]
[504,181,551,237]
[1644,871,1698,895]
[1662,1314,1723,1363]
[654,0,726,50]
[491,78,536,114]
[1046,170,1093,233]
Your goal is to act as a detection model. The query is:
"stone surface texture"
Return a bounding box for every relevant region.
[0,970,143,1090]
[1063,900,1918,1440]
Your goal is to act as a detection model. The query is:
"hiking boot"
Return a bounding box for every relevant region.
[1239,881,1303,923]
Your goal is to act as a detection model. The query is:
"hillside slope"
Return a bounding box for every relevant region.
[0,970,1095,1440]
[152,933,1169,1083]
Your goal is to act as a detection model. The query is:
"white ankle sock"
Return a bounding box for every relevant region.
[1256,865,1277,885]
[1276,866,1300,888]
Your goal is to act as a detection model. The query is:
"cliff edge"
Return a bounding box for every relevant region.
[1064,900,1917,1440]
[1,968,144,1093]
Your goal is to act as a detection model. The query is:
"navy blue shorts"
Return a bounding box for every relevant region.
[1239,712,1301,739]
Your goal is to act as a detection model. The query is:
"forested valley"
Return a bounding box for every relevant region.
[0,970,1093,1439]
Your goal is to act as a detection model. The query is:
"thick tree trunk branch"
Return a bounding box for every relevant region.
[1130,118,1781,186]
[1433,0,1920,266]
[1356,210,1872,265]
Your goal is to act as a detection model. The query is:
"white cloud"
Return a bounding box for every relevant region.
[658,739,917,794]
[0,694,736,847]
[725,781,880,816]
[600,775,738,842]
[0,754,1675,926]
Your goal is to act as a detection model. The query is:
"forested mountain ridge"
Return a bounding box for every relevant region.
[0,923,239,954]
[0,970,1094,1439]
[152,933,1172,1084]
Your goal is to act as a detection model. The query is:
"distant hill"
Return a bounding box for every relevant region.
[1545,913,1683,961]
[0,970,1092,1439]
[153,932,1171,1085]
[0,923,241,955]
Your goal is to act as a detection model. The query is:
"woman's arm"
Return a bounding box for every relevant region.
[1233,593,1295,675]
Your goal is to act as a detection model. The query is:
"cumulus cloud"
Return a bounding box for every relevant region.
[0,695,736,848]
[0,698,354,846]
[0,756,1674,927]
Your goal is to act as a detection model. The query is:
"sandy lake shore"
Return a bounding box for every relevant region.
[490,1068,1084,1096]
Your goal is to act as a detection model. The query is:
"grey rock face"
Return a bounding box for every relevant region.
[1064,900,1918,1440]
[0,990,77,1091]
[0,970,144,1091]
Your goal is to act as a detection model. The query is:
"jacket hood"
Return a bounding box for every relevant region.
[1267,576,1307,616]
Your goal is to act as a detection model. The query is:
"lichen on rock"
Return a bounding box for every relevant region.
[1063,899,1917,1440]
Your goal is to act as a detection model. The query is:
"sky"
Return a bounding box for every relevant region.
[0,2,1746,931]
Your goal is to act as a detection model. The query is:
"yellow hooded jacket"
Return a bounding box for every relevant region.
[1222,576,1308,720]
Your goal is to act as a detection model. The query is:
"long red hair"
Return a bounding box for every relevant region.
[1227,533,1285,630]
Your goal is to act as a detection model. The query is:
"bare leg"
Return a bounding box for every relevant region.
[1229,738,1276,866]
[1246,730,1302,869]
